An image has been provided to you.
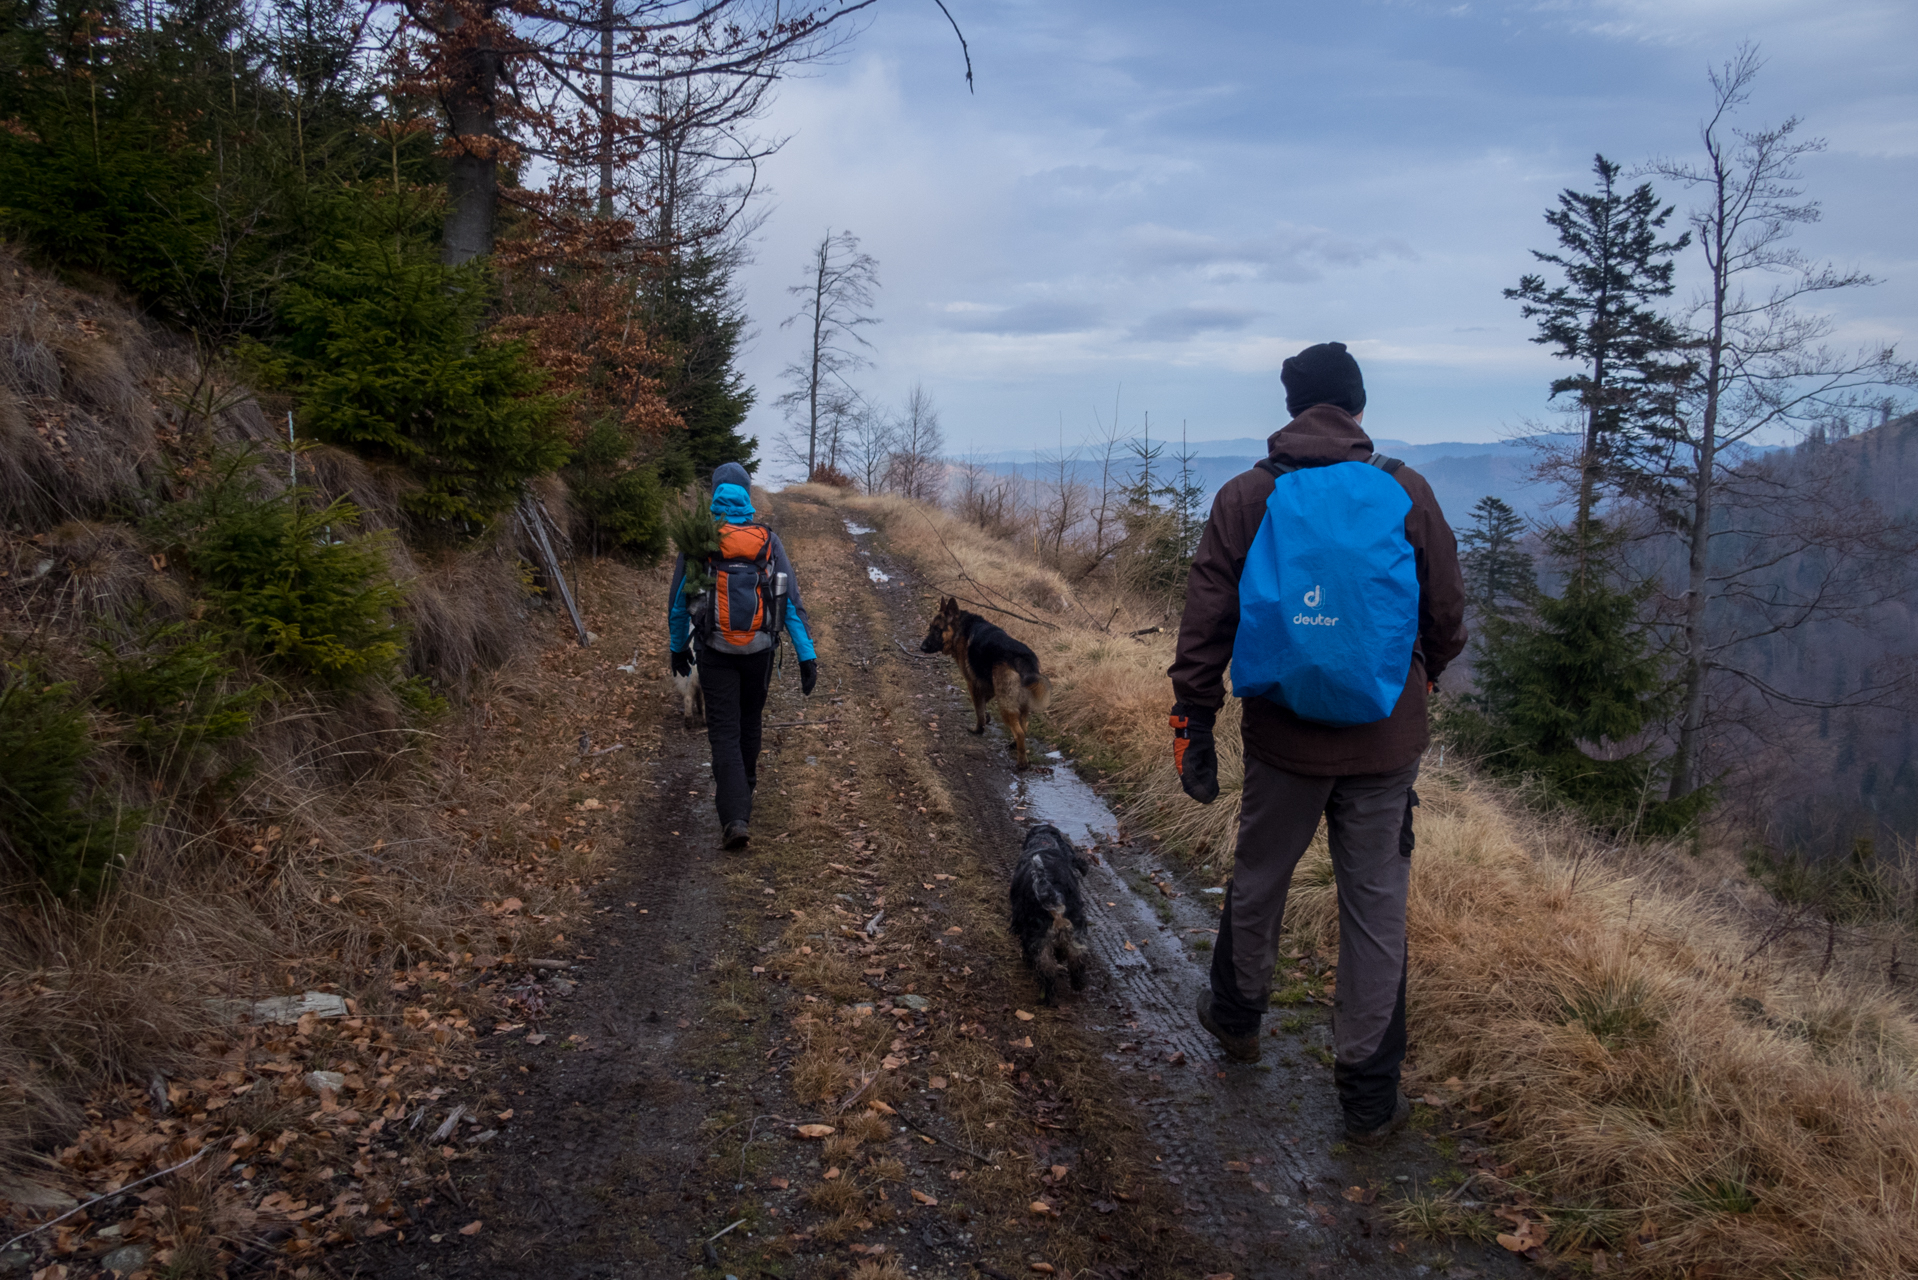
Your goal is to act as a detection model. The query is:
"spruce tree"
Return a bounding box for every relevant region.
[268,220,569,528]
[1468,524,1697,833]
[1459,496,1534,620]
[1504,154,1691,583]
[643,250,758,479]
[1469,157,1701,835]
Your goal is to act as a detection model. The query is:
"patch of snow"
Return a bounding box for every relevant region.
[867,566,891,584]
[844,519,876,536]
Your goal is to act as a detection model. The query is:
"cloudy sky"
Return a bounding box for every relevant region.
[726,0,1917,465]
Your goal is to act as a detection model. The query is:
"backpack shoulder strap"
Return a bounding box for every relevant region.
[1255,457,1301,479]
[1368,454,1404,474]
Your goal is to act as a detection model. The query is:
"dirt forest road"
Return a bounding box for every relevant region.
[349,491,1524,1280]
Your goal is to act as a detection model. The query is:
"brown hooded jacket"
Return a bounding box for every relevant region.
[1168,404,1468,777]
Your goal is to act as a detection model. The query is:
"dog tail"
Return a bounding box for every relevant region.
[1022,668,1051,709]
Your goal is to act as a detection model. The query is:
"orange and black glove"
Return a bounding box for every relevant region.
[1169,701,1218,805]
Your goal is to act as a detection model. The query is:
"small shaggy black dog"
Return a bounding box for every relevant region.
[1010,822,1091,1004]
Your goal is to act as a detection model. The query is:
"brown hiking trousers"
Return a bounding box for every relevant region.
[1208,755,1419,1128]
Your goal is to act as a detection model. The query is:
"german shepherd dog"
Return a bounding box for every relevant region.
[919,597,1052,770]
[673,647,704,730]
[1010,823,1091,1004]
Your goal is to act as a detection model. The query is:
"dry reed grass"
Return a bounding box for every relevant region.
[819,485,1918,1278]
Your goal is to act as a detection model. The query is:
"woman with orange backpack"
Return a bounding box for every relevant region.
[667,462,817,850]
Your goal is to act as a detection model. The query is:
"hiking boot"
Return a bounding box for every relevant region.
[722,822,751,851]
[1195,989,1260,1063]
[1345,1092,1413,1147]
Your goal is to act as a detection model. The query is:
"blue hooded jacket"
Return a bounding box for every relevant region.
[668,462,816,661]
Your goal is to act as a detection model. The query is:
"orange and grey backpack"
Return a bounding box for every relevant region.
[690,522,784,655]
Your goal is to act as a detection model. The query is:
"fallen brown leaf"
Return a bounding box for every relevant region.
[927,1076,948,1090]
[1014,1009,1035,1021]
[1223,1160,1250,1173]
[1342,1185,1378,1205]
[796,1124,835,1139]
[911,1189,938,1205]
[459,1220,483,1235]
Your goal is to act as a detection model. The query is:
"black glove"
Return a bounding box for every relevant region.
[1170,701,1218,805]
[670,648,691,678]
[799,659,818,696]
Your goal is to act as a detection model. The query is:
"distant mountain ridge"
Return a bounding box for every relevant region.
[956,434,1568,522]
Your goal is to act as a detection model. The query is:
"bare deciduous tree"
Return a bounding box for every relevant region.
[951,457,1024,539]
[886,383,945,502]
[777,229,880,479]
[847,400,899,495]
[1633,45,1918,801]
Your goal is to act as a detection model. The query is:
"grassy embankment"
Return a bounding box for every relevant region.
[0,253,667,1272]
[824,485,1918,1280]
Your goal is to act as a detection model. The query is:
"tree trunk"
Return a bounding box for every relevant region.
[440,1,501,265]
[1573,203,1613,588]
[1667,422,1714,800]
[596,0,614,217]
[806,240,826,477]
[1668,267,1727,801]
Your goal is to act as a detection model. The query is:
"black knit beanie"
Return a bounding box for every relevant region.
[1281,342,1366,417]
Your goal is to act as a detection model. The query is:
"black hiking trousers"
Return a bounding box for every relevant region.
[697,644,774,831]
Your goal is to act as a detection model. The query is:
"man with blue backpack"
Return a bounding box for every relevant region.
[669,461,817,851]
[1168,342,1466,1145]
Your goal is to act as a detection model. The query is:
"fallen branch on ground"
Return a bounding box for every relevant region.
[1,1147,209,1253]
[892,1106,995,1163]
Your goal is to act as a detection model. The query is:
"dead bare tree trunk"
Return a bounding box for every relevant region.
[1642,45,1918,801]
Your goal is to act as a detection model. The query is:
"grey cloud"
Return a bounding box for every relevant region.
[1122,221,1414,284]
[1129,305,1262,343]
[1021,164,1141,197]
[936,300,1103,335]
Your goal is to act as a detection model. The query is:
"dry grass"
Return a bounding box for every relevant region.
[0,250,663,1266]
[0,553,662,1269]
[818,485,1918,1278]
[0,247,622,1199]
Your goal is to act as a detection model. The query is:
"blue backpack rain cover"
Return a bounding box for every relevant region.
[1229,457,1419,727]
